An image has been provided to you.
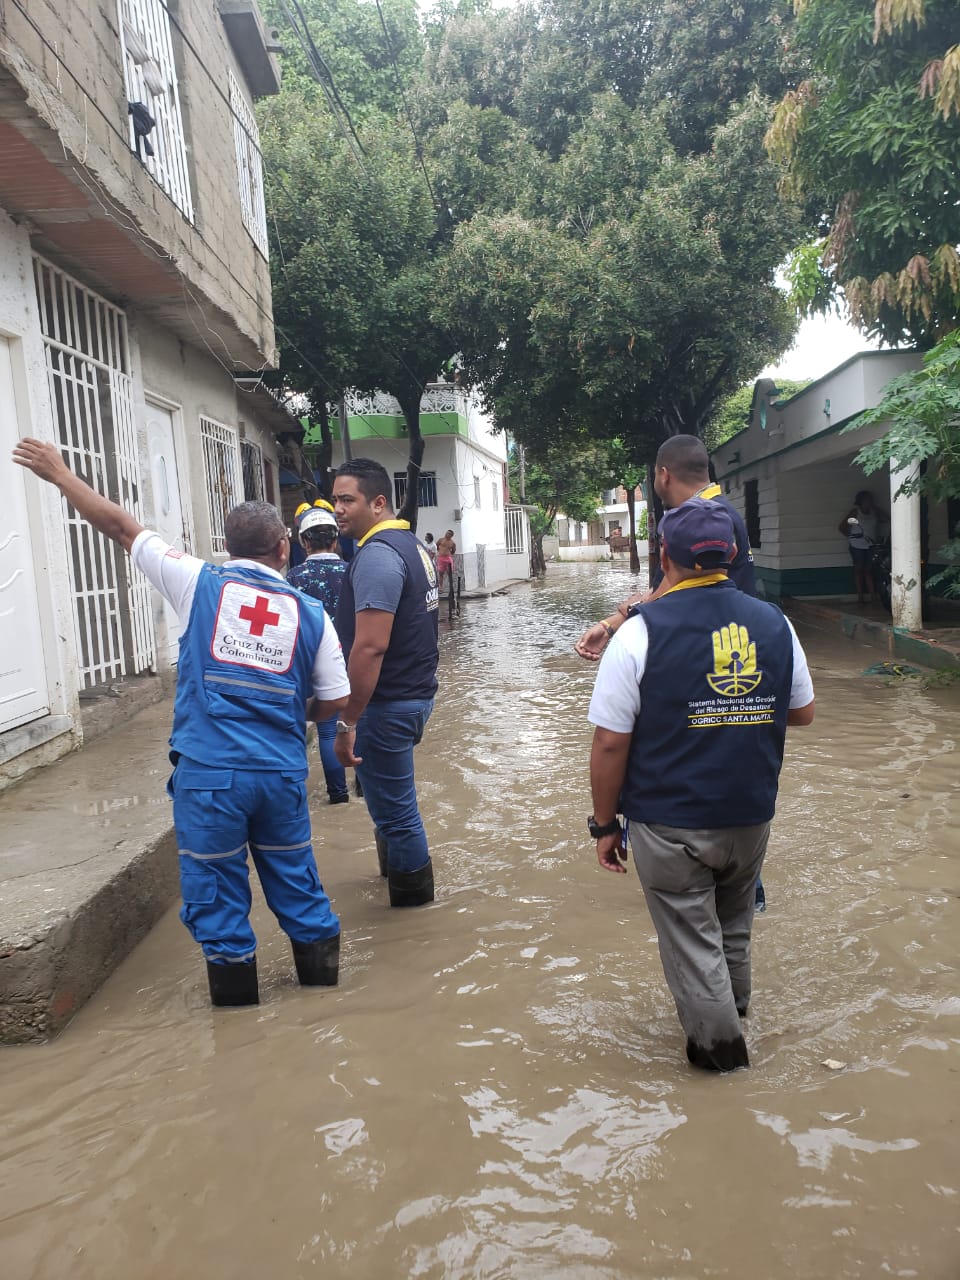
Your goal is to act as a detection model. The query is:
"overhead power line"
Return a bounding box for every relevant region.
[276,0,367,168]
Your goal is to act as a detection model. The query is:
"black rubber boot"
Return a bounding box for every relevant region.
[388,860,434,908]
[375,831,389,878]
[291,934,340,987]
[206,958,259,1008]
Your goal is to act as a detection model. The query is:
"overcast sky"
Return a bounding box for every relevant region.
[761,309,882,384]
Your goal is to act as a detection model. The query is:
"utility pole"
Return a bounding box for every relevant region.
[338,394,352,462]
[518,443,526,503]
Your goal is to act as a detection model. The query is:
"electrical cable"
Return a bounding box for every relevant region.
[275,0,367,168]
[10,0,449,466]
[372,0,440,215]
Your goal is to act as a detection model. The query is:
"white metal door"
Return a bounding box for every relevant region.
[145,401,187,664]
[0,336,51,732]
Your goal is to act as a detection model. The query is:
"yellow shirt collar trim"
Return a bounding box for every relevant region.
[661,572,729,597]
[694,483,722,500]
[357,518,411,548]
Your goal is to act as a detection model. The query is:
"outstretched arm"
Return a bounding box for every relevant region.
[574,589,651,661]
[13,437,143,553]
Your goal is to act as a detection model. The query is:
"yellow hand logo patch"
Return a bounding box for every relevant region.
[706,621,763,697]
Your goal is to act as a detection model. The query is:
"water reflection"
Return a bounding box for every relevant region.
[1,563,959,1279]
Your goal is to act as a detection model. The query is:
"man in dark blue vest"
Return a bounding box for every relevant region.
[12,438,349,1010]
[575,434,756,661]
[332,459,440,907]
[587,499,815,1072]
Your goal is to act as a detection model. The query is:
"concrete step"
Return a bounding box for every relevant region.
[0,697,179,1044]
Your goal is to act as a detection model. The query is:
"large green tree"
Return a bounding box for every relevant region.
[439,92,800,465]
[514,439,616,574]
[767,0,960,346]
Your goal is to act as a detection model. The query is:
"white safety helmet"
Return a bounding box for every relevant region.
[299,508,338,535]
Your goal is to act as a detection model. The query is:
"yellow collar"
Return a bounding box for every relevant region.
[694,483,722,500]
[661,572,729,597]
[357,518,411,548]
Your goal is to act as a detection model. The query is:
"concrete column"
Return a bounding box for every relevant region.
[889,462,922,630]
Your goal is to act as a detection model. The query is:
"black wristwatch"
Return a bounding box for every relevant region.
[588,815,621,839]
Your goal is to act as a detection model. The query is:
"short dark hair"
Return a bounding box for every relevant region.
[224,501,287,558]
[301,525,338,550]
[655,434,709,485]
[336,458,393,507]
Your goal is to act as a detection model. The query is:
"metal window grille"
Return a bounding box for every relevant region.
[200,417,243,552]
[34,256,156,688]
[393,471,438,509]
[473,476,481,508]
[505,507,525,555]
[229,71,269,257]
[241,439,265,501]
[492,480,499,511]
[118,0,193,220]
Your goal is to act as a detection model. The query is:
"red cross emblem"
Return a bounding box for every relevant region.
[238,595,281,637]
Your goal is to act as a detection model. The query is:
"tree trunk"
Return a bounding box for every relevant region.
[311,395,333,499]
[647,462,663,579]
[625,479,641,575]
[395,389,425,533]
[532,532,546,577]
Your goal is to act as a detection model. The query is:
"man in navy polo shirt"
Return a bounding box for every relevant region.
[332,458,440,907]
[587,499,815,1072]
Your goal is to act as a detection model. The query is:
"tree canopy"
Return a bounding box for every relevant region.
[767,0,960,347]
[259,0,814,537]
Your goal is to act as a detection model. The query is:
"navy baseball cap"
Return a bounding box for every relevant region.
[659,498,735,569]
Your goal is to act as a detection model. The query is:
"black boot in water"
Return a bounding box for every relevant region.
[206,958,259,1007]
[388,860,434,908]
[291,934,340,986]
[375,831,389,878]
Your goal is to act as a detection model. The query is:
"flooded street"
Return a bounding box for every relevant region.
[2,562,959,1280]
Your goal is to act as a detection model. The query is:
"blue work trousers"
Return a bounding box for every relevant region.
[169,758,339,963]
[355,698,433,874]
[316,712,348,800]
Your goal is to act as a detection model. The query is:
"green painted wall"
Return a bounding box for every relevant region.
[757,564,855,600]
[302,412,468,446]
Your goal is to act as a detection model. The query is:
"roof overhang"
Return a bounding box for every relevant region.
[218,0,282,98]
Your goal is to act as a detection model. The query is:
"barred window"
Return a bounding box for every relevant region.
[229,71,269,257]
[118,0,193,219]
[241,439,265,501]
[200,417,243,553]
[394,471,438,509]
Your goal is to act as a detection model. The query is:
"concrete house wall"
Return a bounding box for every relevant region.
[712,352,927,601]
[0,0,293,787]
[317,387,530,589]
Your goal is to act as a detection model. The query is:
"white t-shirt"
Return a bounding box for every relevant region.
[131,531,350,701]
[589,609,815,734]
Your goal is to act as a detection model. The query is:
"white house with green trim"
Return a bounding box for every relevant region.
[710,350,952,630]
[304,384,532,588]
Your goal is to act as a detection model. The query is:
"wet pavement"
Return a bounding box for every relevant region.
[1,562,959,1279]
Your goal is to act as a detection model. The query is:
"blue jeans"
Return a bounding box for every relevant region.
[169,758,339,962]
[355,698,433,874]
[317,712,348,799]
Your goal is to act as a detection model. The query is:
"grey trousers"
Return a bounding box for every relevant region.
[629,821,771,1071]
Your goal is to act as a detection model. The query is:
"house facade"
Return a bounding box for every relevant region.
[304,384,533,589]
[710,350,946,630]
[0,0,304,788]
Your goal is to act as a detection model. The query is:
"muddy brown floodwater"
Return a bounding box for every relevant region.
[2,562,959,1280]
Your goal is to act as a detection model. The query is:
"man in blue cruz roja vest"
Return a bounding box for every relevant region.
[12,437,350,1011]
[587,498,815,1072]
